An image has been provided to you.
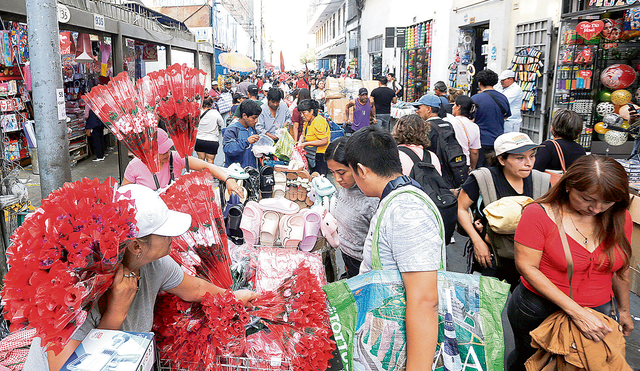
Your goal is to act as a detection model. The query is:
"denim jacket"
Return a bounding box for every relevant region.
[222,120,257,168]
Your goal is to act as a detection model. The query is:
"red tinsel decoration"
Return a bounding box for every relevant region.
[160,170,232,289]
[0,178,137,355]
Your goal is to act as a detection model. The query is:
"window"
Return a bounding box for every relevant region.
[368,35,383,54]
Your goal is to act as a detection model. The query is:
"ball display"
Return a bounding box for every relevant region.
[611,89,632,105]
[604,130,628,146]
[596,102,615,116]
[599,90,612,102]
[603,113,624,127]
[594,122,609,134]
[600,64,637,89]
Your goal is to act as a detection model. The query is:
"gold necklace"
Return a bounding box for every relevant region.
[568,213,589,245]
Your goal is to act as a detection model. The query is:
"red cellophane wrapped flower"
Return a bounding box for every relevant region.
[139,63,206,164]
[0,178,137,355]
[82,72,160,174]
[153,290,249,371]
[160,170,232,288]
[249,261,336,371]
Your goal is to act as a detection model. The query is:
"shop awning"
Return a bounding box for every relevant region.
[317,42,346,59]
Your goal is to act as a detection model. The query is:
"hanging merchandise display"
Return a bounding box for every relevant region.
[452,29,476,94]
[401,21,433,102]
[508,48,544,111]
[551,5,640,152]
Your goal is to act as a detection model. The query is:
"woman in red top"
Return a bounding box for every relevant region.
[507,155,634,370]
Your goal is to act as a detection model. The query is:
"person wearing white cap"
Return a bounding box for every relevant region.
[457,132,550,289]
[496,70,524,133]
[121,128,242,196]
[36,184,258,371]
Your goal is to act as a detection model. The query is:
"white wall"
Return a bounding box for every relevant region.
[359,0,453,85]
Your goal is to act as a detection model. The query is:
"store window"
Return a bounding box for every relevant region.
[368,35,383,79]
[401,20,433,102]
[551,6,640,154]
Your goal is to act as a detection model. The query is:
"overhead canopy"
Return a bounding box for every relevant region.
[317,42,346,59]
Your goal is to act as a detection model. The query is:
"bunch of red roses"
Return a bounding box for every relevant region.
[153,290,249,370]
[0,177,137,354]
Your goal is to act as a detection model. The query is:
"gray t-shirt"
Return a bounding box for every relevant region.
[24,256,184,370]
[335,185,379,261]
[359,185,444,274]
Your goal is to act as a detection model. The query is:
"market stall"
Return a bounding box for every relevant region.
[401,20,433,102]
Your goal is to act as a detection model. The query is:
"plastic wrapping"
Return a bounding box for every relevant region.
[0,178,137,355]
[253,247,326,294]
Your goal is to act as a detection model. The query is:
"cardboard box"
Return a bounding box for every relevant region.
[326,98,351,124]
[629,195,640,295]
[61,329,155,371]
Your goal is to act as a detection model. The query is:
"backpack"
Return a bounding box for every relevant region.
[472,168,550,265]
[428,118,469,188]
[398,146,458,244]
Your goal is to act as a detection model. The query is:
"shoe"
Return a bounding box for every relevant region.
[224,163,250,180]
[260,165,275,198]
[92,157,105,162]
[240,201,263,246]
[298,209,321,252]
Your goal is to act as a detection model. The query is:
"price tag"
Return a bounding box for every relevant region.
[57,4,71,23]
[94,13,105,31]
[56,88,66,121]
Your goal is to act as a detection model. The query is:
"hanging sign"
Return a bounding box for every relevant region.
[94,13,105,31]
[576,20,604,40]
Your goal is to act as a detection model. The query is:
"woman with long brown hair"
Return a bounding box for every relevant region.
[507,154,634,370]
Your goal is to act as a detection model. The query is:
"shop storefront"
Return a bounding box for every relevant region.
[551,1,640,155]
[401,20,433,102]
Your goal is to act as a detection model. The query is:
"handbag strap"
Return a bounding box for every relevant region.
[551,140,566,173]
[553,206,574,299]
[371,189,446,271]
[484,90,507,118]
[454,116,471,149]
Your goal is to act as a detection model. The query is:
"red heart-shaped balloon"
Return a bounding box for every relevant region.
[576,21,604,41]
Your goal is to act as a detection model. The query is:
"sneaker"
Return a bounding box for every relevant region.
[92,157,105,162]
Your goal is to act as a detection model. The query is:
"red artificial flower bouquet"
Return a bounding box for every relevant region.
[0,178,137,354]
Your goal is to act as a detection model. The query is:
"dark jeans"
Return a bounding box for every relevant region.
[341,252,362,279]
[311,152,328,175]
[472,257,520,291]
[506,283,616,371]
[90,127,105,159]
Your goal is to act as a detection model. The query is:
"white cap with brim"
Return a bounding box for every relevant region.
[118,184,192,238]
[499,70,516,81]
[494,132,542,156]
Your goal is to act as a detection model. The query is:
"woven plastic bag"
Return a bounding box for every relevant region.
[323,188,510,371]
[275,130,295,161]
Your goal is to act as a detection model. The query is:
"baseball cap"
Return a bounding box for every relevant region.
[158,128,174,154]
[358,87,368,95]
[118,184,191,238]
[494,132,541,156]
[212,80,219,86]
[247,84,259,96]
[411,94,441,108]
[499,70,516,81]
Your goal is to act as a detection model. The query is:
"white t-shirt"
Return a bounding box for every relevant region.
[197,108,223,142]
[449,115,481,166]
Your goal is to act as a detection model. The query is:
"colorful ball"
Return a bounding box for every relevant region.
[621,121,630,129]
[594,122,609,134]
[611,89,632,105]
[599,90,612,102]
[600,64,637,89]
[603,113,624,127]
[604,130,628,146]
[596,102,615,116]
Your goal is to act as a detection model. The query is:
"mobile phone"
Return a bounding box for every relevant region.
[628,103,638,116]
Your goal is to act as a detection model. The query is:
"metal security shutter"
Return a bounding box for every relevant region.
[514,19,553,142]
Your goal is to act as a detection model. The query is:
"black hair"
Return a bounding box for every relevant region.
[202,98,214,109]
[297,88,311,101]
[325,136,348,165]
[475,69,499,87]
[238,99,262,118]
[266,87,284,102]
[345,126,402,177]
[551,109,583,141]
[434,81,447,92]
[387,72,395,78]
[454,95,478,120]
[297,99,319,116]
[232,93,244,104]
[290,89,299,100]
[378,76,388,85]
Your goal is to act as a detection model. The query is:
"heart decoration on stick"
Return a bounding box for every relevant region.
[576,21,604,41]
[579,70,593,78]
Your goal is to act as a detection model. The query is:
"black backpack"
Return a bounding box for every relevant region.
[398,146,458,244]
[428,118,469,188]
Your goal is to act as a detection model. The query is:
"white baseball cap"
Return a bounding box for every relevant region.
[118,184,191,238]
[499,70,516,81]
[494,132,541,156]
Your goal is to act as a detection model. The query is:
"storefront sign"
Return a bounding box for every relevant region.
[93,13,105,31]
[576,20,604,40]
[396,27,406,48]
[589,0,640,7]
[57,4,71,23]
